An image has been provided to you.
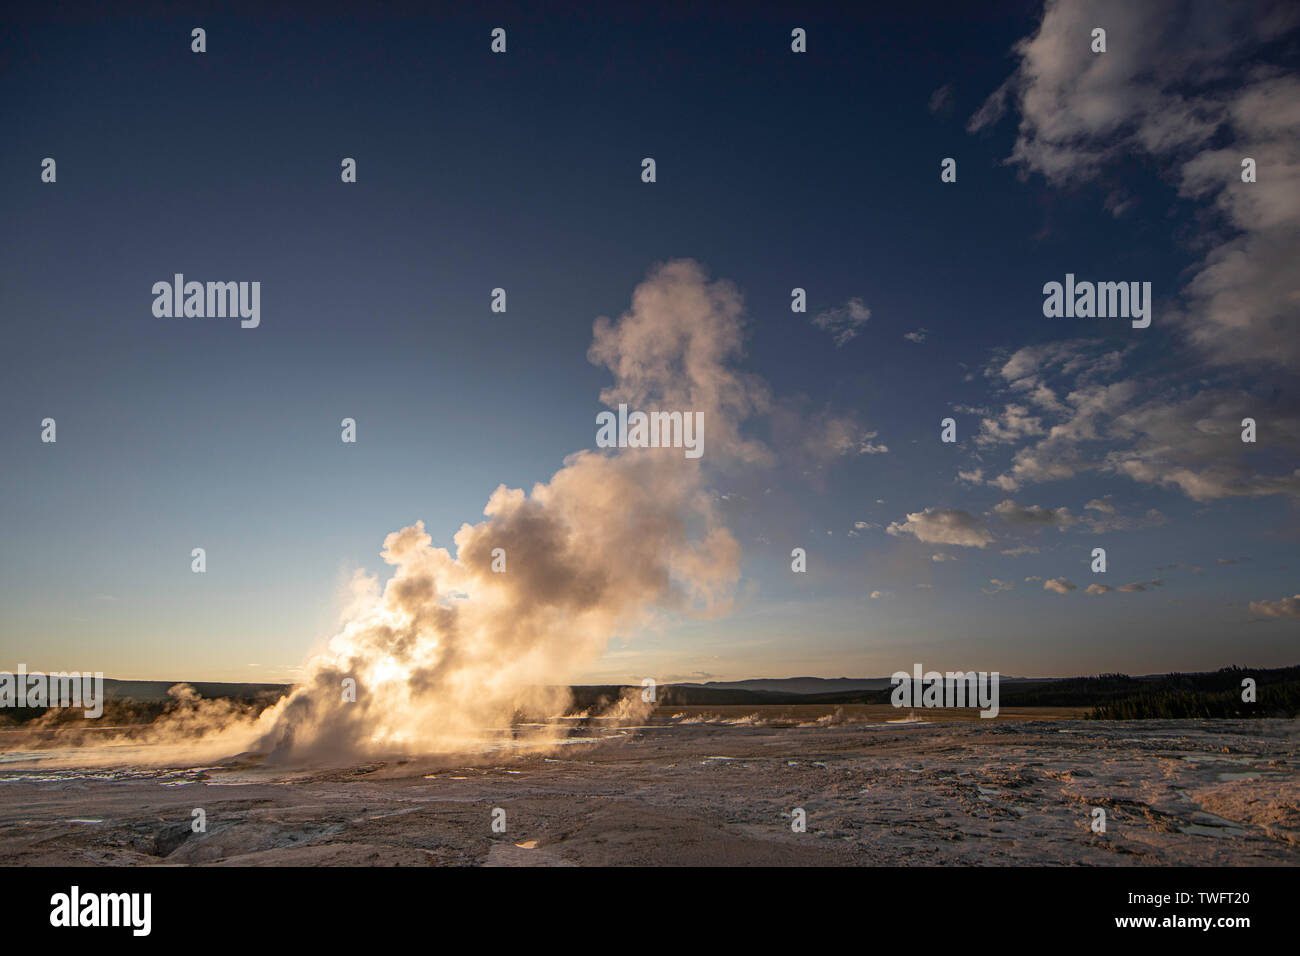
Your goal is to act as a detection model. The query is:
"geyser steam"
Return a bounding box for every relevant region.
[12,261,760,766]
[242,259,757,761]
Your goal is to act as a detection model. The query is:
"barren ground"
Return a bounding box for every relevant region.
[1,714,1296,866]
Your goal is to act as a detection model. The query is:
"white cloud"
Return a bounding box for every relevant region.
[887,508,994,548]
[1117,579,1162,593]
[992,498,1077,530]
[812,297,871,347]
[1083,507,1167,534]
[970,0,1300,370]
[1249,594,1300,618]
[976,339,1300,502]
[1088,579,1162,595]
[976,404,1045,446]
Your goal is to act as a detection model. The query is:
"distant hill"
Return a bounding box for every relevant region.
[101,679,290,702]
[620,666,1300,711]
[21,667,1300,717]
[669,675,1066,695]
[671,677,896,694]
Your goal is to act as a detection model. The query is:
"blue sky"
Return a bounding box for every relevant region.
[2,1,1297,683]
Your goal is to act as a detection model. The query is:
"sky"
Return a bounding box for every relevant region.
[2,0,1298,685]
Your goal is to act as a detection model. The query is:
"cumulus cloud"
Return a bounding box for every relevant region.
[1249,594,1300,618]
[1089,579,1162,595]
[812,297,871,347]
[976,404,1045,446]
[1117,579,1162,592]
[1082,507,1167,534]
[904,329,929,344]
[992,498,1077,530]
[1043,578,1077,594]
[886,508,994,548]
[982,579,1014,595]
[970,0,1300,370]
[978,340,1300,502]
[1106,388,1300,502]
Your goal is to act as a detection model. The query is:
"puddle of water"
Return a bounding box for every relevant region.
[1,765,217,785]
[1180,754,1255,766]
[1179,807,1249,838]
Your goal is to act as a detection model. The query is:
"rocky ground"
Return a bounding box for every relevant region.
[0,715,1296,866]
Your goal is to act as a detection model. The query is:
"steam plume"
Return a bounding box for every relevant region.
[241,260,752,761]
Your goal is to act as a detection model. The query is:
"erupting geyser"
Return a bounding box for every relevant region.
[244,259,760,763]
